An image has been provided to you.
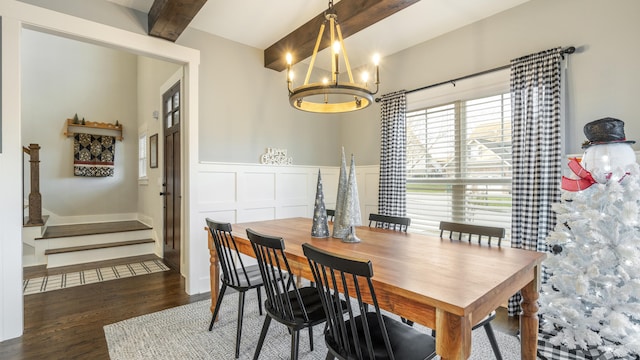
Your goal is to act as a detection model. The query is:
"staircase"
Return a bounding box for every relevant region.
[21,144,156,268]
[30,220,156,268]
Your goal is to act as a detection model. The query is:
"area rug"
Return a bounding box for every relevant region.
[23,259,169,295]
[104,290,522,360]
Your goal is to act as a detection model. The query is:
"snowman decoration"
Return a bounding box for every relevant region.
[562,117,636,190]
[543,117,640,358]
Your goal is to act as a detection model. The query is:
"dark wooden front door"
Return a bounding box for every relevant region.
[162,82,181,271]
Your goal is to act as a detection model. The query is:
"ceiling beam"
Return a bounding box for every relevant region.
[264,0,420,72]
[148,0,207,42]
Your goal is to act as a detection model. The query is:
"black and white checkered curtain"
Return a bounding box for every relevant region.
[507,48,563,316]
[378,90,407,216]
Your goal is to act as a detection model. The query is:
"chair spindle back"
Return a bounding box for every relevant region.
[246,228,308,325]
[303,243,396,360]
[206,218,254,287]
[368,213,411,232]
[326,209,335,222]
[439,221,505,246]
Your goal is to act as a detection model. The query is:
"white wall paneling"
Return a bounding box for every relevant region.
[198,163,343,223]
[194,162,380,293]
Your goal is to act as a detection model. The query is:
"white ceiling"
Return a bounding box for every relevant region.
[107,0,529,69]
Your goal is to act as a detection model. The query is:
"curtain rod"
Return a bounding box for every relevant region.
[375,46,576,102]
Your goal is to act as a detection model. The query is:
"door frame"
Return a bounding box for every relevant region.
[2,3,202,339]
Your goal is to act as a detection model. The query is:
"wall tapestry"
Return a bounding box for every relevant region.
[73,133,115,177]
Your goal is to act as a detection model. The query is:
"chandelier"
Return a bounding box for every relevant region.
[286,1,380,113]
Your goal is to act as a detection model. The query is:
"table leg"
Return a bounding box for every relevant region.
[520,266,540,360]
[207,228,219,321]
[435,308,472,360]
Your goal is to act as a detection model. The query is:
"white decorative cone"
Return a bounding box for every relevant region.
[311,169,330,238]
[332,147,349,238]
[342,154,362,243]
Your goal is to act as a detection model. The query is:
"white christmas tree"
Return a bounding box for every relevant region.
[540,161,640,357]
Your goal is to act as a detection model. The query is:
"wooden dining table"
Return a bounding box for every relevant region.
[206,217,546,360]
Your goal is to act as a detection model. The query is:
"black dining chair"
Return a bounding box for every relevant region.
[302,243,437,360]
[368,213,411,232]
[326,209,335,222]
[440,221,505,246]
[439,220,505,360]
[205,218,264,359]
[246,228,338,360]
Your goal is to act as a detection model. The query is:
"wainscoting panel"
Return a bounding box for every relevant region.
[364,171,379,202]
[202,210,236,225]
[322,171,339,211]
[278,205,309,219]
[277,172,309,202]
[198,171,236,204]
[242,207,276,222]
[358,166,381,221]
[243,172,276,202]
[197,163,379,226]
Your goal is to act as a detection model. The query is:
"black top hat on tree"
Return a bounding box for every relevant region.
[582,117,635,148]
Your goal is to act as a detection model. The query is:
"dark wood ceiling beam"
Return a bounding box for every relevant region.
[148,0,208,42]
[264,0,420,72]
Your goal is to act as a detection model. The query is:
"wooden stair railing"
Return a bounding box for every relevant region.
[23,144,44,226]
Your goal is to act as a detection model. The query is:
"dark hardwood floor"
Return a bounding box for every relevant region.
[0,256,208,360]
[1,256,519,359]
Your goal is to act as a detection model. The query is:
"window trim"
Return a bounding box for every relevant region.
[406,69,509,112]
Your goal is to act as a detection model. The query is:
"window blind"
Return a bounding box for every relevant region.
[138,133,147,179]
[406,93,512,239]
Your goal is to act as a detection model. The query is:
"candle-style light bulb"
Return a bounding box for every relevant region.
[333,41,341,54]
[372,53,380,84]
[333,41,340,82]
[286,53,293,90]
[322,77,329,85]
[362,72,369,86]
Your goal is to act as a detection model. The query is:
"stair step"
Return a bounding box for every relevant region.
[45,239,155,255]
[37,220,151,240]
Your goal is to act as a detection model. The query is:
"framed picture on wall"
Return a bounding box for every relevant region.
[149,134,158,168]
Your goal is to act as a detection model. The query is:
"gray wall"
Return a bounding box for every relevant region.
[176,28,344,166]
[343,0,640,164]
[21,29,139,216]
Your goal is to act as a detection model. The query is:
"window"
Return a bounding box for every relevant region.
[138,133,147,179]
[406,92,512,239]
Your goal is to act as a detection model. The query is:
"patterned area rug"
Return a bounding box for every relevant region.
[104,290,523,360]
[23,259,170,295]
[537,325,640,360]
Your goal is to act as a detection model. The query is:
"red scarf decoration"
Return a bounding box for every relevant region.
[561,158,597,191]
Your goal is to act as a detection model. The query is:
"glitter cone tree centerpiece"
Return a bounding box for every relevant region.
[311,169,330,238]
